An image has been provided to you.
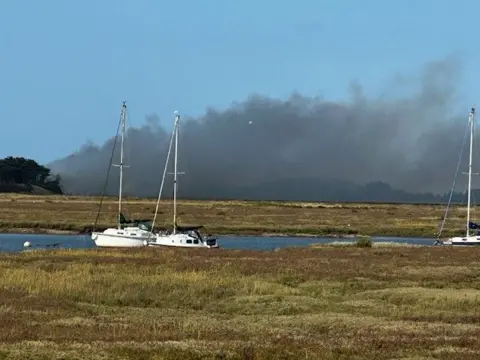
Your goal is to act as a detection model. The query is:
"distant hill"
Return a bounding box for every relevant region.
[0,183,58,195]
[0,157,63,195]
[48,152,474,203]
[174,178,467,204]
[53,169,472,204]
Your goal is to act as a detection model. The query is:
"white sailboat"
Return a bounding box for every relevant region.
[91,102,153,248]
[436,105,480,246]
[145,111,219,249]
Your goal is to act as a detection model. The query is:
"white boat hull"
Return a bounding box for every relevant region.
[92,227,152,248]
[437,235,480,246]
[147,233,219,248]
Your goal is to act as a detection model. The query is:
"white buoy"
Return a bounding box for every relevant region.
[23,241,31,248]
[248,121,253,124]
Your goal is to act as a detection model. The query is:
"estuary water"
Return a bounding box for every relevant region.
[0,233,435,253]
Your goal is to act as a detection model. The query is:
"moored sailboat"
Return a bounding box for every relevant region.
[91,102,153,247]
[145,111,219,248]
[435,106,480,246]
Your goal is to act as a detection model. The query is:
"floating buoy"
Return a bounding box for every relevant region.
[23,241,31,248]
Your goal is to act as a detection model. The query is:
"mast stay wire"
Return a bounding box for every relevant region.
[92,110,123,231]
[150,118,177,235]
[437,120,470,238]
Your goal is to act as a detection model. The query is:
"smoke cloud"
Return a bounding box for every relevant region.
[49,57,474,201]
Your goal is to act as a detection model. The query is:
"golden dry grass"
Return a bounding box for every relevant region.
[0,193,473,237]
[0,246,480,359]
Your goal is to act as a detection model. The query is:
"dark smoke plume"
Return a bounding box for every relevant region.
[49,57,475,201]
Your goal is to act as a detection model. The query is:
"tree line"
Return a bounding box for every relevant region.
[0,155,475,203]
[0,156,62,194]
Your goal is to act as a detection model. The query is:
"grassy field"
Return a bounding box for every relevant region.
[0,193,473,237]
[0,245,479,359]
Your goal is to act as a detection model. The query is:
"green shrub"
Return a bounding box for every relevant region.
[355,236,373,248]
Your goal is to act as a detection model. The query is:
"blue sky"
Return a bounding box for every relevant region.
[0,0,477,164]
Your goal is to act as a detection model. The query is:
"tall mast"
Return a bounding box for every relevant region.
[172,111,180,234]
[118,101,127,229]
[466,105,475,236]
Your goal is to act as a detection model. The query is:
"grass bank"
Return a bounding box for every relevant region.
[1,246,480,359]
[0,193,471,237]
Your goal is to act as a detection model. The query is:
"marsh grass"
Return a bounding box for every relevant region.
[0,246,480,359]
[0,194,472,237]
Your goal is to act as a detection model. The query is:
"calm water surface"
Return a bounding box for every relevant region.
[0,233,436,253]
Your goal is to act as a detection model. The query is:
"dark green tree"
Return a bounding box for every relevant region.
[0,157,63,194]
